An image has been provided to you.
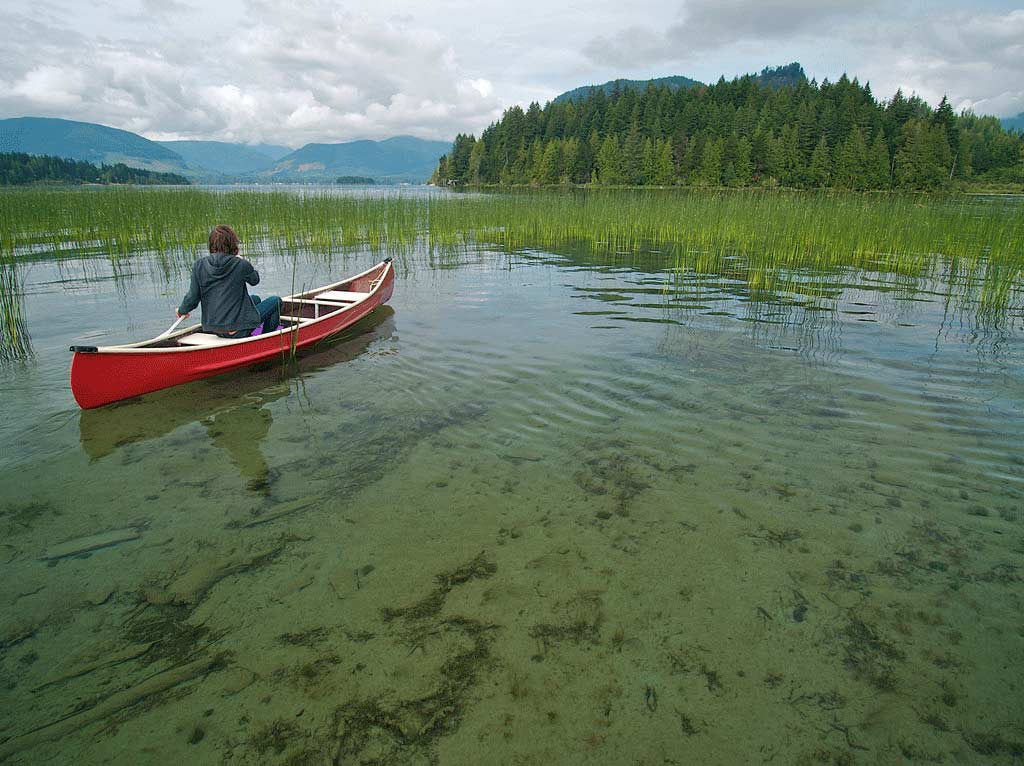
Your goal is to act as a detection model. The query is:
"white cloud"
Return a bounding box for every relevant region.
[584,0,879,68]
[12,66,86,108]
[469,79,493,99]
[582,1,1024,118]
[0,0,504,145]
[852,8,1024,118]
[0,0,1020,149]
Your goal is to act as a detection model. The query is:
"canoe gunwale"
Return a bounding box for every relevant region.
[80,259,392,355]
[69,258,395,408]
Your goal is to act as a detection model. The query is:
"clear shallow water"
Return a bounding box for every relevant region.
[0,238,1023,765]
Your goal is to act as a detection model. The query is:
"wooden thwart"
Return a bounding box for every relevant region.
[315,290,368,302]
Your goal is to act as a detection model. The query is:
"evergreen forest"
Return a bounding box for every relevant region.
[0,152,190,186]
[432,74,1024,190]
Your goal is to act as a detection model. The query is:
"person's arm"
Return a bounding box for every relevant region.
[177,263,201,317]
[241,258,260,286]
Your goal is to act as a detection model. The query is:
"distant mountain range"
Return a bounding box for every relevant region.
[554,75,703,105]
[553,63,807,104]
[0,117,451,183]
[265,136,452,182]
[155,140,291,174]
[3,70,1016,184]
[1002,113,1024,132]
[0,116,186,173]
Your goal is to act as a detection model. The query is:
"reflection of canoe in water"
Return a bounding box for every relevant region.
[78,306,395,461]
[70,258,395,409]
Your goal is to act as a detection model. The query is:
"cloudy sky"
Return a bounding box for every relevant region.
[0,0,1021,147]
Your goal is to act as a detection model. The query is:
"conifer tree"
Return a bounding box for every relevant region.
[641,138,657,184]
[750,129,770,176]
[956,132,974,180]
[432,155,449,185]
[571,133,596,183]
[448,134,475,183]
[653,138,675,185]
[680,136,702,183]
[596,135,624,184]
[768,127,802,186]
[733,135,753,187]
[467,140,485,184]
[698,137,723,187]
[431,75,1024,190]
[561,138,580,184]
[511,144,529,184]
[895,119,948,189]
[537,141,562,185]
[622,129,644,184]
[932,96,960,157]
[834,126,868,189]
[928,122,953,185]
[868,132,891,188]
[807,136,831,187]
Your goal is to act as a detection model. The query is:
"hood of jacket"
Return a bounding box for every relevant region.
[204,252,238,277]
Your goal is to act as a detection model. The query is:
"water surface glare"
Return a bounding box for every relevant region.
[1,241,1022,765]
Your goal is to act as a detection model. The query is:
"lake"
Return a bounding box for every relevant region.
[1,190,1022,765]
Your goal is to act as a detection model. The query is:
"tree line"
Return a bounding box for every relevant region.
[432,74,1024,190]
[0,152,190,186]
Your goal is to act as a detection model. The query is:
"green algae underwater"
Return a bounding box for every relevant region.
[0,187,1022,765]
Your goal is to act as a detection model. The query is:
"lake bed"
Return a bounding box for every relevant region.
[1,191,1022,765]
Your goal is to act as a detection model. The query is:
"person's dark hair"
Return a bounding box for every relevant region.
[208,225,240,255]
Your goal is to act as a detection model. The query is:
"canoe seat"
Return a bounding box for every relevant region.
[178,333,234,346]
[315,290,368,302]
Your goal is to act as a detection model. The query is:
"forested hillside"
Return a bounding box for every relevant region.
[0,117,186,172]
[0,152,190,185]
[552,64,805,106]
[433,74,1024,190]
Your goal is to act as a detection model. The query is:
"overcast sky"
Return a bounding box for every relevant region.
[0,0,1021,147]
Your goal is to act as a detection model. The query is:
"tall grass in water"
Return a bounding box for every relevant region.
[0,246,32,362]
[1,187,1021,315]
[433,190,1023,316]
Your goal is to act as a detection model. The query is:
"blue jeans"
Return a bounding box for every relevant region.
[250,294,281,333]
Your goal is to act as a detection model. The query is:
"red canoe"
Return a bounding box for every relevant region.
[70,258,395,409]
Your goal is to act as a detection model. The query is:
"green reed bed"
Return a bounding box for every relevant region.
[1,187,1021,316]
[0,188,427,263]
[0,246,32,362]
[426,190,1022,315]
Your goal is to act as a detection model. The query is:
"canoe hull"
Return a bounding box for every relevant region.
[71,260,394,409]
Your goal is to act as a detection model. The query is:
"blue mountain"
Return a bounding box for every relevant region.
[0,116,186,172]
[0,117,449,182]
[249,144,291,161]
[156,140,281,174]
[1001,112,1024,133]
[267,136,453,183]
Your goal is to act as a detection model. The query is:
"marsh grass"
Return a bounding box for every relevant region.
[0,245,32,363]
[1,187,1021,318]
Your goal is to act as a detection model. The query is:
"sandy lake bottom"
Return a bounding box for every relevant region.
[1,244,1022,765]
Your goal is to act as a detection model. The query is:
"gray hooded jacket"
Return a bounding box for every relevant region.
[178,252,262,333]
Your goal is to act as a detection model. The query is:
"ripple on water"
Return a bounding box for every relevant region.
[0,243,1022,765]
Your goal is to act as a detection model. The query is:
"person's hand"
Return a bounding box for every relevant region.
[177,311,190,319]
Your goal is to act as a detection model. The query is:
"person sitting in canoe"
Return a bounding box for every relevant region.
[176,225,282,338]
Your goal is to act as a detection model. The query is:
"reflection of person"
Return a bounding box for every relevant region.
[204,402,274,492]
[177,225,282,337]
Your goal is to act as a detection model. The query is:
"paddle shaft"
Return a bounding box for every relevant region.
[155,315,187,340]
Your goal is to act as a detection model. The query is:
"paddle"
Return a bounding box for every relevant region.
[155,314,187,340]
